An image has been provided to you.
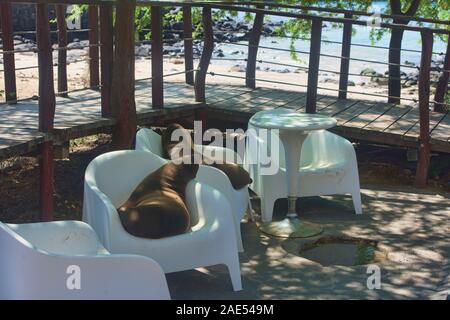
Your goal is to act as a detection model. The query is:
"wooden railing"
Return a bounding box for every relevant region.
[0,0,449,220]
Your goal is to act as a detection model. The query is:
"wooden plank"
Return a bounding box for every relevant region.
[319,98,358,117]
[213,87,278,109]
[206,85,253,104]
[342,102,395,129]
[429,112,450,143]
[363,103,413,132]
[240,89,300,113]
[403,110,446,141]
[333,100,376,125]
[277,92,309,110]
[382,107,418,136]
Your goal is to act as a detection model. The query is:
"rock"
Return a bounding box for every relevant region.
[278,68,291,73]
[320,78,339,84]
[370,73,389,85]
[135,44,151,57]
[229,65,246,72]
[67,40,89,50]
[15,43,37,52]
[404,60,416,66]
[170,58,184,65]
[360,68,378,76]
[170,21,183,31]
[348,80,356,86]
[402,80,417,88]
[217,52,225,58]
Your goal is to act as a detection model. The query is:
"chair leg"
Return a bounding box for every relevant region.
[261,194,276,222]
[352,191,362,215]
[247,197,256,222]
[226,255,242,291]
[235,222,244,253]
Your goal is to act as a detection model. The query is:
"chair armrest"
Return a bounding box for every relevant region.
[82,182,123,250]
[195,144,243,165]
[186,181,236,238]
[6,221,108,256]
[196,165,236,208]
[16,254,170,300]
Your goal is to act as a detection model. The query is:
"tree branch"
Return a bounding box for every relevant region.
[405,0,421,16]
[390,0,402,14]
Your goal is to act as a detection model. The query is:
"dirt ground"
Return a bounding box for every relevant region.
[0,133,449,224]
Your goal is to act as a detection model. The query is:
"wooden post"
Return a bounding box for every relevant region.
[0,2,17,103]
[88,5,100,88]
[151,5,164,108]
[36,3,56,221]
[434,36,450,113]
[56,5,68,97]
[306,18,322,114]
[111,0,136,150]
[194,5,213,103]
[338,13,352,100]
[246,5,264,89]
[183,5,194,85]
[415,30,433,188]
[100,5,113,117]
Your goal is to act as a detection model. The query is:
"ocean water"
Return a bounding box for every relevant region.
[215,1,447,82]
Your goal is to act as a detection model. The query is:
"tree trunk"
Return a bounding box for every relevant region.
[111,0,136,150]
[387,0,421,104]
[388,28,404,103]
[434,36,450,112]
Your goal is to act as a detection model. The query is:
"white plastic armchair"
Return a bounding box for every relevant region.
[246,111,362,222]
[135,127,250,252]
[0,220,170,300]
[83,150,242,291]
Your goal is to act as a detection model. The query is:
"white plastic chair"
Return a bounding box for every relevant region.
[245,110,362,222]
[83,150,242,291]
[135,127,250,252]
[0,220,170,300]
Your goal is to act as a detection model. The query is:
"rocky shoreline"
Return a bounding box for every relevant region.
[1,14,447,93]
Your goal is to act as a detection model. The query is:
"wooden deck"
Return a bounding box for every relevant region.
[1,80,449,160]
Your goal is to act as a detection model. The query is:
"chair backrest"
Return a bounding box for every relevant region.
[136,128,164,157]
[247,108,341,168]
[0,221,37,298]
[84,150,168,208]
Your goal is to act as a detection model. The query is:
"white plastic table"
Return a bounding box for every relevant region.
[249,109,337,238]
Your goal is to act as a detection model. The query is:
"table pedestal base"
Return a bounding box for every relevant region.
[259,217,323,239]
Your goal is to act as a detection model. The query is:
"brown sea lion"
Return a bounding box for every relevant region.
[161,123,252,190]
[118,159,199,239]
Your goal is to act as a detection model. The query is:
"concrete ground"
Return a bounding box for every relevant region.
[167,185,450,299]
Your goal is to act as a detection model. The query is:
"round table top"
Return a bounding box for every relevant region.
[249,108,337,131]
